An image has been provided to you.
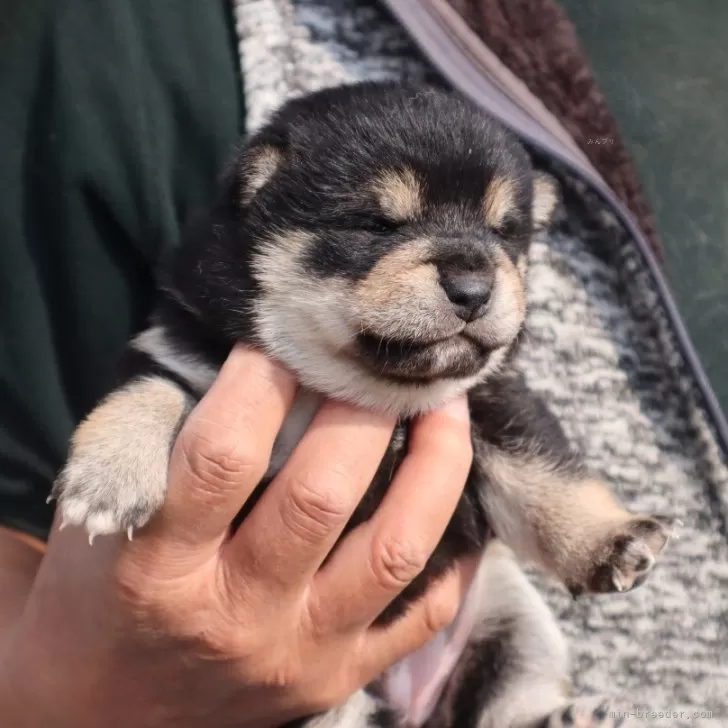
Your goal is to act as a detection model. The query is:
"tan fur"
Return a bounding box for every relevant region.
[528,479,631,582]
[479,447,670,594]
[493,246,526,318]
[73,378,187,457]
[241,145,283,204]
[483,177,516,228]
[372,168,422,221]
[356,239,526,349]
[463,246,526,350]
[58,378,189,537]
[532,173,559,229]
[355,238,444,339]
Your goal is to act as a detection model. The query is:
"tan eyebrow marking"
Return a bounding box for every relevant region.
[532,173,559,229]
[492,245,526,321]
[241,145,283,205]
[483,176,517,227]
[372,168,422,221]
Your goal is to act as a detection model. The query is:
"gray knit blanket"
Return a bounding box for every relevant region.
[232,1,728,724]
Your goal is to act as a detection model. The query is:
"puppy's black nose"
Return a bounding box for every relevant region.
[440,271,493,322]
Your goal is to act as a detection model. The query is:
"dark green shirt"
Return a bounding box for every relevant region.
[0,0,244,539]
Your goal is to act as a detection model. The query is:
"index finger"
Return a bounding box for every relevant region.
[148,345,297,549]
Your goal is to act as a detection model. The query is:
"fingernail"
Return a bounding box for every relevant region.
[439,395,470,422]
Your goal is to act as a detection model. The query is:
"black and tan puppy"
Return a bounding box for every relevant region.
[53,83,673,727]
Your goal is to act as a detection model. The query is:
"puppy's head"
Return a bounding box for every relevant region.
[202,84,558,414]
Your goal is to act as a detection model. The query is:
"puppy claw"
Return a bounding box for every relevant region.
[46,494,55,504]
[53,468,159,541]
[88,532,96,546]
[667,518,683,539]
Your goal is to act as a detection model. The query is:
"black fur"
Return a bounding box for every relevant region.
[116,348,199,399]
[435,620,518,728]
[470,371,584,476]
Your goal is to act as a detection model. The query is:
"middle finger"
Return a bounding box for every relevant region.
[224,399,396,597]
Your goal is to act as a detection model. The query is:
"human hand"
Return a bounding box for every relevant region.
[1,346,474,728]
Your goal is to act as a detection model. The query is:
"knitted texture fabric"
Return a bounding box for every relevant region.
[231,1,728,723]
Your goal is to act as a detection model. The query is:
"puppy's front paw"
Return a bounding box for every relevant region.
[587,515,678,595]
[546,697,627,728]
[52,458,163,543]
[50,376,188,543]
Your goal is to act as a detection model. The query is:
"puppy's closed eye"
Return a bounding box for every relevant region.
[359,216,402,235]
[492,216,520,239]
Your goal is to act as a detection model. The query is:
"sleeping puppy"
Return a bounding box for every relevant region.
[53,83,674,727]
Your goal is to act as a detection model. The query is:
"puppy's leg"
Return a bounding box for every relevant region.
[427,541,623,728]
[52,375,193,541]
[479,448,676,596]
[471,375,676,596]
[51,321,222,540]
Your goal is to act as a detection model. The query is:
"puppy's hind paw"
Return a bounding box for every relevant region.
[546,697,627,728]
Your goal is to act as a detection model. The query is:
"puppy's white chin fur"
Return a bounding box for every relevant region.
[262,347,508,485]
[261,336,509,417]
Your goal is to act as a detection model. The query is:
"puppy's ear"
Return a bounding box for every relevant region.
[531,172,559,231]
[239,142,285,205]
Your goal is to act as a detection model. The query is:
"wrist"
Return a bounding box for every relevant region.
[0,529,49,726]
[0,626,39,727]
[0,527,44,646]
[0,612,79,728]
